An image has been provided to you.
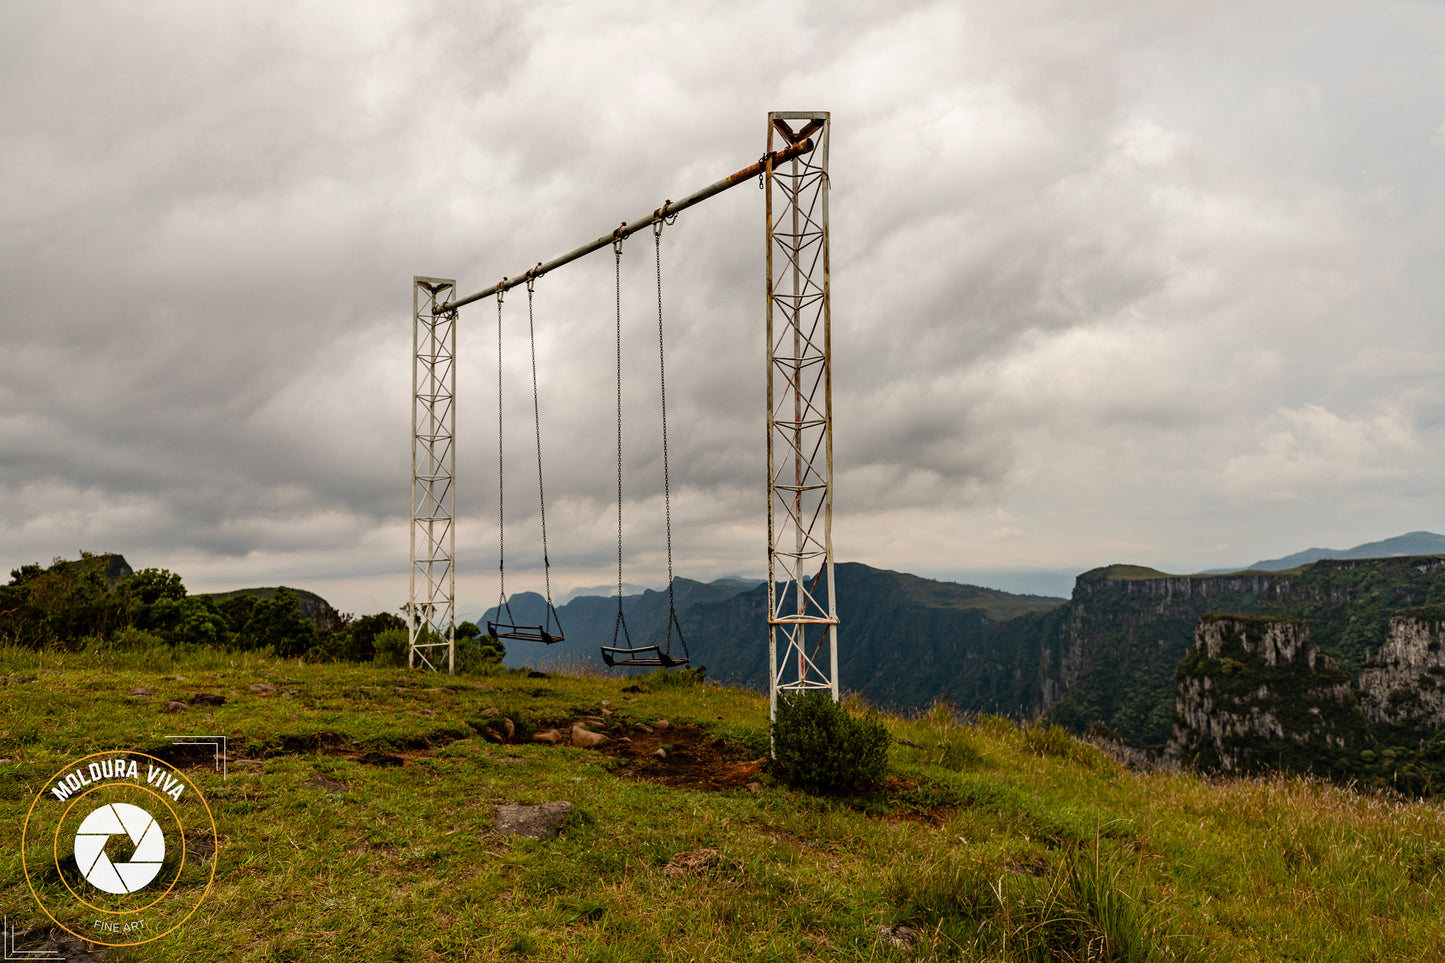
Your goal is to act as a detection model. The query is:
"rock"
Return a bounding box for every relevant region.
[571,725,611,749]
[466,684,494,691]
[662,848,721,877]
[163,700,189,713]
[482,728,505,744]
[746,781,763,794]
[494,801,573,840]
[652,719,671,729]
[247,683,278,696]
[601,708,614,717]
[724,759,766,782]
[306,773,349,793]
[8,675,37,685]
[40,669,60,675]
[190,693,226,706]
[600,700,612,708]
[653,748,668,760]
[129,687,152,697]
[878,923,920,953]
[417,708,438,718]
[618,736,633,744]
[532,729,563,745]
[634,723,654,734]
[482,706,500,715]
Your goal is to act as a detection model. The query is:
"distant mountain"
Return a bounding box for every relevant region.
[200,585,334,621]
[493,564,1066,715]
[1203,531,1445,574]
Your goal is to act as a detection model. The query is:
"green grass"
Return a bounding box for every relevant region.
[2,646,1444,961]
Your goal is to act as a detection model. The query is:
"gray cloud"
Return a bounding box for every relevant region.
[3,0,1443,611]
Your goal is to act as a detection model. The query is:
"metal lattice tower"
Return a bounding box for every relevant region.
[410,277,456,673]
[765,111,839,720]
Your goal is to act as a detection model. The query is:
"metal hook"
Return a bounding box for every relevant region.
[497,278,507,305]
[652,200,672,236]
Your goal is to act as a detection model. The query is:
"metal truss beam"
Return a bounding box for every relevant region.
[765,111,838,723]
[410,277,456,673]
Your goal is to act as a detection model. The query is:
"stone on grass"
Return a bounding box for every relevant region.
[662,848,721,877]
[248,683,278,695]
[531,729,563,745]
[306,773,349,793]
[571,725,610,749]
[877,923,920,953]
[163,700,189,713]
[653,748,668,760]
[494,801,573,840]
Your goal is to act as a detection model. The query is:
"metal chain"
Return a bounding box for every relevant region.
[654,216,678,653]
[496,281,509,617]
[526,269,555,612]
[613,233,625,620]
[654,210,689,662]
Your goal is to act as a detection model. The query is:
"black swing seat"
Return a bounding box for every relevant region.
[600,645,688,668]
[488,621,563,645]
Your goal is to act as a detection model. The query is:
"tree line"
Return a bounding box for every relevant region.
[0,552,503,670]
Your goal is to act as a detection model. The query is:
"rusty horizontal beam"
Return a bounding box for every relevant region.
[440,137,815,312]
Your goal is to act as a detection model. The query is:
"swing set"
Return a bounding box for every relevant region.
[409,111,840,719]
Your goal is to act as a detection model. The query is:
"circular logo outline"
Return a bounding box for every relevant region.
[53,783,186,914]
[22,750,217,948]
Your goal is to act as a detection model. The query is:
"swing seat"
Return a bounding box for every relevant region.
[488,621,563,645]
[600,644,688,668]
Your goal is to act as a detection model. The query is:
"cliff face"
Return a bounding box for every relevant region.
[1358,609,1445,727]
[1165,615,1362,773]
[1040,556,1445,745]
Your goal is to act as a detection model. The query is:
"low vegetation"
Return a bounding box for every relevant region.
[2,645,1444,961]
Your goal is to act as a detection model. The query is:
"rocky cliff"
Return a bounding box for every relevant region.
[1165,615,1361,773]
[1357,606,1445,728]
[1040,556,1445,745]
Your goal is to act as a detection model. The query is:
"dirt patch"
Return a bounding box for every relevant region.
[595,723,766,791]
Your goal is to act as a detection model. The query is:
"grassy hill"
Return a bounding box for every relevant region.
[2,646,1443,961]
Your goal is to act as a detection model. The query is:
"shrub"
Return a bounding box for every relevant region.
[771,691,890,793]
[372,628,409,667]
[454,632,505,675]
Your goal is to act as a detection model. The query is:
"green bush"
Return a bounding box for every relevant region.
[372,628,409,667]
[771,691,890,793]
[454,631,505,675]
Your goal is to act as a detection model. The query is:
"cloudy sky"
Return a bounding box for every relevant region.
[3,0,1444,614]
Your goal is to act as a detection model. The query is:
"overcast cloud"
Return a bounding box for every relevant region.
[3,0,1444,614]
